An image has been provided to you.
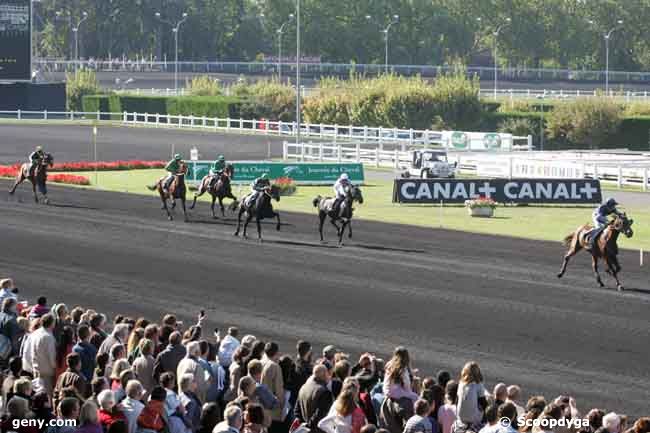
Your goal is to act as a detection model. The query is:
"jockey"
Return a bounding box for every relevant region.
[28,146,45,177]
[249,173,271,204]
[590,197,622,249]
[209,155,227,188]
[163,154,184,192]
[332,173,351,216]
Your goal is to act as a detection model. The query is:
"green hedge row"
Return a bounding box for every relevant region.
[82,95,242,120]
[487,111,650,150]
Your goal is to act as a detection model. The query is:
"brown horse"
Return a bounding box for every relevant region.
[189,164,238,218]
[148,164,189,222]
[557,213,634,291]
[9,154,54,204]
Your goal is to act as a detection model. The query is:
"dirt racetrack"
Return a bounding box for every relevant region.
[1,179,649,415]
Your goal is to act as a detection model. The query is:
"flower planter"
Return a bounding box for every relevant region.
[468,206,495,218]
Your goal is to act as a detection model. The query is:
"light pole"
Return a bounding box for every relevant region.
[72,11,88,73]
[277,14,294,82]
[478,17,511,99]
[155,12,189,92]
[382,15,399,74]
[589,19,624,94]
[106,8,120,61]
[296,0,301,144]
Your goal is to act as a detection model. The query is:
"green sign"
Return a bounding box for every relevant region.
[484,133,502,150]
[451,131,469,149]
[187,161,365,185]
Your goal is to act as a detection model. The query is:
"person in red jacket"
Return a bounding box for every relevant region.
[97,390,127,430]
[138,386,169,433]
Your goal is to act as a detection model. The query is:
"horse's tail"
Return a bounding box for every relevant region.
[312,195,322,208]
[146,184,158,191]
[563,231,576,247]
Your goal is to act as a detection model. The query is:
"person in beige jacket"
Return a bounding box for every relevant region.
[261,342,285,433]
[29,313,57,395]
[176,341,208,403]
[132,338,156,396]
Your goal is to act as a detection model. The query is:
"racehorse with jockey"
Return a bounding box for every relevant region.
[163,154,186,193]
[247,173,272,206]
[234,173,281,240]
[313,173,364,245]
[190,155,238,218]
[9,145,54,204]
[209,155,227,188]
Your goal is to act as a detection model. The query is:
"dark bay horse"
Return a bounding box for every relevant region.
[234,185,281,241]
[313,185,364,245]
[557,213,634,291]
[148,164,189,222]
[190,164,238,218]
[9,153,54,204]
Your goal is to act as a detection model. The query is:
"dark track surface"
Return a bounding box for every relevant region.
[1,180,649,415]
[0,124,285,164]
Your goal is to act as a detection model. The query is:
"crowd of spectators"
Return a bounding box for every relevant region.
[0,277,649,433]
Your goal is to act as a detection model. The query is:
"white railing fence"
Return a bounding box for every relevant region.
[0,110,532,149]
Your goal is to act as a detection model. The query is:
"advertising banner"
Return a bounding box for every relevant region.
[393,178,602,204]
[187,161,365,185]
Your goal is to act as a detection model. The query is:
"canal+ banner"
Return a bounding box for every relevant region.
[393,179,602,204]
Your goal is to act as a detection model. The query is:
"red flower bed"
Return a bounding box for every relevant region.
[49,174,91,185]
[273,177,297,196]
[50,160,165,172]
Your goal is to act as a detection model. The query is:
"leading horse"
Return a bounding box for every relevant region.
[9,153,54,204]
[557,213,634,291]
[148,164,189,222]
[313,185,364,245]
[234,185,281,241]
[189,164,238,218]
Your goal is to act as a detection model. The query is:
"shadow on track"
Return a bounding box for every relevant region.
[349,243,427,254]
[620,287,650,296]
[48,203,100,211]
[267,239,340,249]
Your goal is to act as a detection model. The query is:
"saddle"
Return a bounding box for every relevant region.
[585,226,606,251]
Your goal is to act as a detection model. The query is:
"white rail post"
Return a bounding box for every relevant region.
[644,167,649,192]
[356,142,361,162]
[123,111,127,123]
[239,118,244,132]
[375,148,380,167]
[394,149,399,169]
[617,165,623,189]
[594,164,599,180]
[203,116,207,128]
[70,111,75,120]
[308,141,313,159]
[17,109,21,120]
[320,123,324,138]
[509,156,514,180]
[338,143,342,162]
[527,135,533,150]
[409,128,414,146]
[319,142,324,162]
[282,141,288,161]
[363,126,368,143]
[43,110,47,120]
[226,117,231,131]
[144,113,148,124]
[300,141,305,162]
[155,113,160,126]
[96,111,100,121]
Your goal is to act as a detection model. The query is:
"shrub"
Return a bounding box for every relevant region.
[546,97,622,149]
[166,96,240,118]
[430,72,483,130]
[498,117,537,137]
[187,76,222,96]
[66,70,101,111]
[623,101,650,117]
[236,79,296,121]
[48,174,91,185]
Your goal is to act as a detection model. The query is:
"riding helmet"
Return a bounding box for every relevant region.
[218,155,225,161]
[174,153,182,160]
[260,173,268,179]
[340,173,349,181]
[606,198,618,207]
[36,145,43,152]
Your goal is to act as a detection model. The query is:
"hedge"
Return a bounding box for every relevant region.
[82,95,242,121]
[613,116,650,150]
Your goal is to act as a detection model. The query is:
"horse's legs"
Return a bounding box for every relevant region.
[330,219,341,236]
[275,211,281,231]
[161,192,173,220]
[243,213,253,239]
[347,220,353,239]
[256,216,263,241]
[592,256,605,287]
[218,196,225,218]
[318,212,326,242]
[338,221,348,245]
[606,255,624,291]
[211,195,218,219]
[8,173,24,195]
[32,180,38,203]
[189,184,206,210]
[557,237,581,278]
[181,198,188,223]
[171,199,176,210]
[234,208,245,236]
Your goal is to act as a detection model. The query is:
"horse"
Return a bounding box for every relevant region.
[147,164,189,222]
[313,185,364,245]
[9,153,54,204]
[234,185,281,241]
[557,213,634,291]
[189,164,238,218]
